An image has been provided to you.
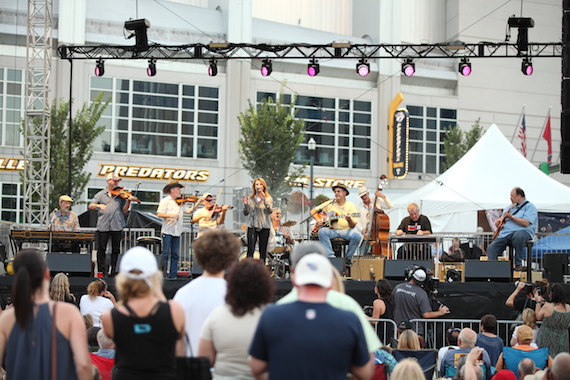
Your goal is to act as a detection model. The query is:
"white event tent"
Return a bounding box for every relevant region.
[387,124,570,233]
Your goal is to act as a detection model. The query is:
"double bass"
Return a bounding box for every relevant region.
[370,175,390,256]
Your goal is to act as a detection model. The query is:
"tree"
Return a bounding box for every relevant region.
[25,93,109,210]
[238,92,306,199]
[442,118,483,171]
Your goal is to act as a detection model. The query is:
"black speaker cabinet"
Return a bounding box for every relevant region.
[384,260,432,280]
[329,257,346,274]
[47,253,91,277]
[464,260,511,282]
[543,253,569,283]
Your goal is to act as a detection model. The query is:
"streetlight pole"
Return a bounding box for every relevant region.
[308,138,316,240]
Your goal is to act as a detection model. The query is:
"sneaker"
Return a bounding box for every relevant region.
[346,260,353,268]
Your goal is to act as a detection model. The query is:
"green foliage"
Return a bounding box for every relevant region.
[287,191,310,214]
[314,194,331,206]
[238,92,306,199]
[442,118,483,171]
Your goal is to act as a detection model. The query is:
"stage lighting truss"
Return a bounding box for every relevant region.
[95,59,105,76]
[261,59,272,76]
[307,59,320,76]
[356,59,370,77]
[208,59,218,76]
[458,57,472,76]
[521,57,533,75]
[401,58,415,76]
[147,59,157,76]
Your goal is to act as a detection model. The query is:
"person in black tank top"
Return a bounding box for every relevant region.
[366,279,394,345]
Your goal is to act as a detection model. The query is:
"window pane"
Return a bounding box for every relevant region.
[183,85,195,96]
[198,125,218,137]
[409,154,423,173]
[440,108,457,119]
[353,137,370,149]
[409,118,423,128]
[426,155,437,173]
[338,149,349,168]
[426,143,437,153]
[198,87,219,98]
[427,107,437,118]
[257,92,275,102]
[354,113,371,124]
[3,184,17,195]
[198,99,218,111]
[407,105,423,116]
[181,137,193,157]
[354,101,371,112]
[317,147,334,167]
[198,112,218,124]
[197,139,217,158]
[353,150,370,169]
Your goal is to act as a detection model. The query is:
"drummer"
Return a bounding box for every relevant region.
[270,208,295,256]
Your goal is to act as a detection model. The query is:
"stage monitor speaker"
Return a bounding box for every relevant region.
[543,253,568,283]
[47,253,91,277]
[328,257,346,274]
[464,260,511,282]
[351,257,386,281]
[384,260,432,281]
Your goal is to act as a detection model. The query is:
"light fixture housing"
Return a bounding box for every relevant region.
[261,59,272,76]
[307,59,320,77]
[521,58,533,75]
[356,59,370,77]
[95,59,105,77]
[147,59,156,76]
[458,57,471,76]
[208,60,218,77]
[401,58,415,76]
[124,18,151,52]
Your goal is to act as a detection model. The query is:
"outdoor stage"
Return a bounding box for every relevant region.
[0,276,569,320]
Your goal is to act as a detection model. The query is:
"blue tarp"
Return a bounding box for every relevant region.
[532,225,570,258]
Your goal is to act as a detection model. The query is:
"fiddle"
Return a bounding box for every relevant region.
[111,187,141,203]
[211,205,234,213]
[175,196,198,204]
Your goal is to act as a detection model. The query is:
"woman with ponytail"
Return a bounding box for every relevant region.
[0,249,95,380]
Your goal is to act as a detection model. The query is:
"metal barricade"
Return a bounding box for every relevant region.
[368,318,398,346]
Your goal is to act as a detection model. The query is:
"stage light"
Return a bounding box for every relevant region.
[356,59,370,77]
[307,59,320,77]
[521,58,533,75]
[208,60,218,77]
[124,18,151,52]
[458,57,471,76]
[401,58,415,76]
[261,59,272,76]
[147,59,156,76]
[95,59,105,77]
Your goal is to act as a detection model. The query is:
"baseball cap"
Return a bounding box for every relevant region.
[516,325,534,343]
[412,268,427,283]
[106,172,121,181]
[120,246,158,281]
[203,192,213,199]
[290,241,327,267]
[293,253,333,288]
[357,187,369,198]
[398,320,413,330]
[492,370,517,380]
[59,195,73,202]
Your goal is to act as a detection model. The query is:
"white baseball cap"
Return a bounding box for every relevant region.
[120,246,158,281]
[294,253,333,288]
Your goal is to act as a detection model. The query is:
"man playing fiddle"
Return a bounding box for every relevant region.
[89,172,138,277]
[191,192,229,238]
[157,181,202,278]
[311,184,363,263]
[50,194,80,253]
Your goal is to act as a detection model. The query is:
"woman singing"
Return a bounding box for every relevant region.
[242,178,273,264]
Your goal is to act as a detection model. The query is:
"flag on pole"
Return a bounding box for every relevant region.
[542,112,552,165]
[518,113,527,157]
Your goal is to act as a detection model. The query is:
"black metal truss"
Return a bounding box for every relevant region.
[58,41,562,61]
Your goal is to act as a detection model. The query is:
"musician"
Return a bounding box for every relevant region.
[270,208,295,255]
[89,172,137,277]
[395,203,432,260]
[157,181,201,279]
[487,187,537,271]
[191,192,229,238]
[242,178,273,264]
[356,186,393,255]
[49,195,80,253]
[311,184,363,263]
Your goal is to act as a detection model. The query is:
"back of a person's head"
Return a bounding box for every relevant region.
[458,328,476,348]
[518,358,535,378]
[480,314,497,334]
[398,329,421,350]
[226,258,274,317]
[12,249,46,328]
[290,241,326,268]
[193,230,239,274]
[49,272,71,302]
[375,279,393,303]
[87,279,107,298]
[447,327,460,346]
[83,314,94,330]
[87,326,101,347]
[550,284,567,305]
[97,328,115,350]
[550,352,570,380]
[392,358,424,380]
[522,307,537,329]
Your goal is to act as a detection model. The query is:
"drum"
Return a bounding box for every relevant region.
[274,232,286,253]
[239,233,248,247]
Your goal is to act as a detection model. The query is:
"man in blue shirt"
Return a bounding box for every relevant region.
[487,187,537,271]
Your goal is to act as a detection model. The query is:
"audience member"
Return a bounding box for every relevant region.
[198,259,274,380]
[87,326,101,350]
[536,283,570,357]
[366,279,394,344]
[438,327,460,367]
[440,328,492,378]
[548,352,570,380]
[49,272,77,305]
[101,246,185,379]
[397,329,421,350]
[460,347,485,380]
[517,358,536,380]
[174,230,240,355]
[505,280,548,318]
[391,358,424,380]
[511,308,538,347]
[0,248,94,380]
[491,369,517,380]
[79,279,116,327]
[249,253,373,380]
[373,346,398,374]
[83,314,94,330]
[90,328,116,380]
[331,266,345,293]
[476,314,504,366]
[495,325,552,374]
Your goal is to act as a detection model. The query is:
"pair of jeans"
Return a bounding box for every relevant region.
[318,227,363,259]
[247,227,270,264]
[162,234,180,278]
[97,231,122,275]
[487,230,532,265]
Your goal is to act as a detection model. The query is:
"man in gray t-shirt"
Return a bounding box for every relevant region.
[393,267,449,336]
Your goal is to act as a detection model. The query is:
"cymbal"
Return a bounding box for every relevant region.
[283,221,297,227]
[240,224,248,232]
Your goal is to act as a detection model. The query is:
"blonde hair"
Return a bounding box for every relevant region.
[522,308,537,329]
[87,279,107,300]
[398,329,421,350]
[49,272,72,302]
[331,266,345,294]
[115,271,165,304]
[392,358,424,380]
[249,177,270,199]
[408,203,420,212]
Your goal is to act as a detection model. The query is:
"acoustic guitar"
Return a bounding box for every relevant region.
[492,203,517,240]
[312,212,361,234]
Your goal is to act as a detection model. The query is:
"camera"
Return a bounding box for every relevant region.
[405,265,439,293]
[363,306,373,317]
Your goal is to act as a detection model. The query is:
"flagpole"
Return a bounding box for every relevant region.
[530,107,551,162]
[510,105,525,143]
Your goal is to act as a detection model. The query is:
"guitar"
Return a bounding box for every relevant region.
[492,203,517,240]
[312,212,361,234]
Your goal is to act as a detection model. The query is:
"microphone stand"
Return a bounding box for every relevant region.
[48,209,57,253]
[125,181,142,250]
[188,191,199,278]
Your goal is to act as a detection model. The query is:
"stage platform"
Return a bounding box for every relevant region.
[0,276,568,320]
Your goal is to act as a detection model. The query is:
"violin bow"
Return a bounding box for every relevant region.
[211,187,223,213]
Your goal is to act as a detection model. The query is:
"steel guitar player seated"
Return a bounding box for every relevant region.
[395,203,433,260]
[310,184,363,265]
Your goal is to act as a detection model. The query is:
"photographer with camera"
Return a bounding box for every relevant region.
[393,265,449,337]
[505,279,549,318]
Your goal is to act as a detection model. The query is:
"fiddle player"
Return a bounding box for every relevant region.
[356,186,393,255]
[191,192,229,238]
[157,181,202,279]
[89,172,137,277]
[310,184,363,264]
[49,195,80,253]
[395,203,432,260]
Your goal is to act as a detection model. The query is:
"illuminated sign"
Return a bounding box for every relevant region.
[98,164,210,181]
[0,158,25,171]
[391,108,409,178]
[293,176,365,188]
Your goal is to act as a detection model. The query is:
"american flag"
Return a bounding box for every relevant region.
[518,113,527,157]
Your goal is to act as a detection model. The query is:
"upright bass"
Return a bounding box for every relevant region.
[370,175,390,256]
